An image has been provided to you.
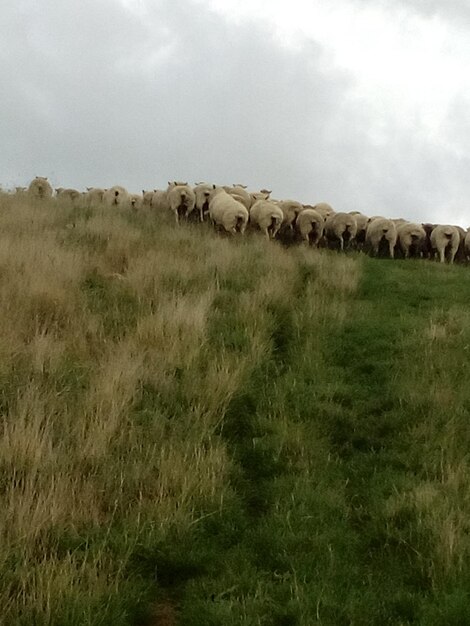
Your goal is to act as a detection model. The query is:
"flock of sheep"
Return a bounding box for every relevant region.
[19,176,470,263]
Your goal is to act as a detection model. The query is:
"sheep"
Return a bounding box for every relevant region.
[15,186,27,195]
[295,208,324,246]
[396,223,426,258]
[27,176,53,200]
[464,229,470,261]
[250,190,272,204]
[421,223,436,260]
[313,202,335,221]
[277,200,304,229]
[325,212,357,251]
[430,225,460,263]
[194,183,213,222]
[391,218,408,229]
[142,190,155,206]
[129,193,143,210]
[453,225,467,262]
[85,187,106,206]
[209,187,249,235]
[365,218,397,258]
[152,189,169,212]
[55,188,81,205]
[103,186,129,208]
[249,199,283,239]
[352,213,370,249]
[223,185,253,210]
[167,182,196,223]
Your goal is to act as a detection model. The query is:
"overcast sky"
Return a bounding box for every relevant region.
[2,0,470,225]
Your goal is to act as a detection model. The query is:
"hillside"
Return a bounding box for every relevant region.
[1,193,470,625]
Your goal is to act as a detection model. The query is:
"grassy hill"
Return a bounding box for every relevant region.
[1,193,470,625]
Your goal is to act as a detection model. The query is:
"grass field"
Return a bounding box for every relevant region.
[1,193,470,625]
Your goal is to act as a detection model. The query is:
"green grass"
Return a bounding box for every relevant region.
[1,193,470,624]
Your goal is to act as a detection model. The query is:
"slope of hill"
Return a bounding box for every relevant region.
[1,193,470,625]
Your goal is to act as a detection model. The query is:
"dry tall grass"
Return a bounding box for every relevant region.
[0,193,362,624]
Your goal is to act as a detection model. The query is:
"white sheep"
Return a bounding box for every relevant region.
[365,218,397,258]
[55,188,81,205]
[392,218,408,227]
[277,200,304,229]
[27,176,53,200]
[352,213,370,249]
[223,185,253,210]
[313,202,335,221]
[103,186,130,208]
[295,208,324,246]
[167,182,196,223]
[430,225,460,263]
[325,212,357,251]
[152,189,169,212]
[464,228,470,261]
[142,190,155,206]
[129,193,143,210]
[85,187,106,206]
[396,223,426,258]
[209,187,249,234]
[194,183,213,222]
[453,225,467,262]
[249,199,284,239]
[249,190,272,207]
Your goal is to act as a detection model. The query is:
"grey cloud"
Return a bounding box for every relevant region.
[352,0,470,25]
[1,0,469,225]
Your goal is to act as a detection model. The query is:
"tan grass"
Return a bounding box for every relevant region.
[0,194,363,622]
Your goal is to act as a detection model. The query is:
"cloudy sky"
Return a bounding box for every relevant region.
[2,0,470,225]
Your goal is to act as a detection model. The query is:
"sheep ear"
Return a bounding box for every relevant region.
[212,184,216,189]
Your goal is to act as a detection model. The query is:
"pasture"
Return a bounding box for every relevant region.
[1,193,470,625]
